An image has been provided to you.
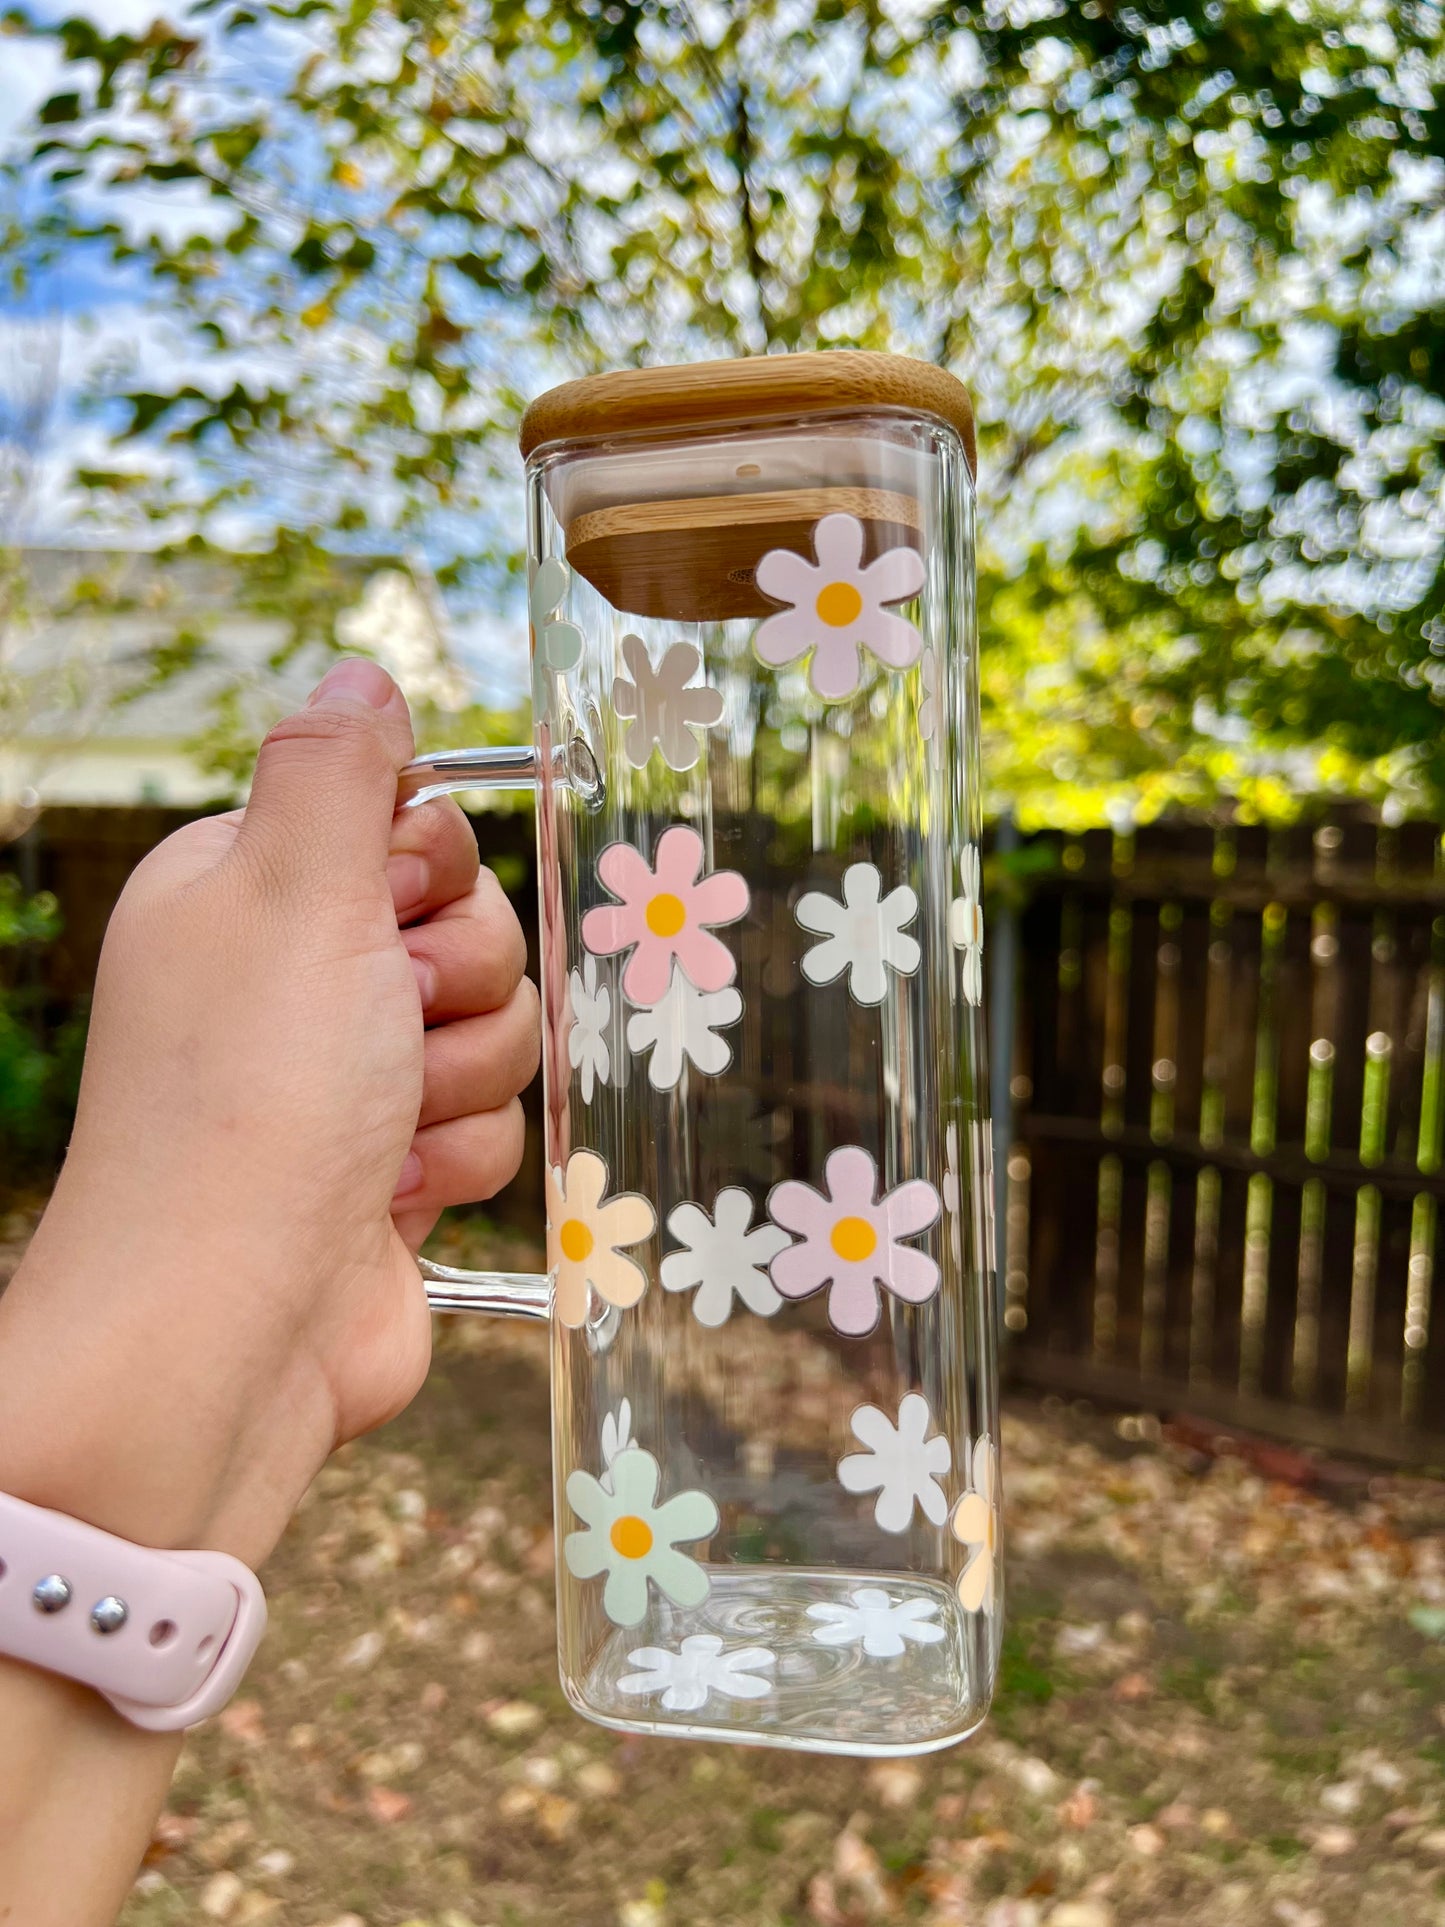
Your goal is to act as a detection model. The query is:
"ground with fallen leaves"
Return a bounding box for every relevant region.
[6,1207,1445,1927]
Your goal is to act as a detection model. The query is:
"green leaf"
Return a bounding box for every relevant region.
[37,91,81,123]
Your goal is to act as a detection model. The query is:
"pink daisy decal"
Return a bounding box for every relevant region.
[580,825,749,1009]
[767,1145,942,1337]
[754,512,926,701]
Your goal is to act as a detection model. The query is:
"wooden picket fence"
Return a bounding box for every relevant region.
[14,805,1445,1463]
[1003,817,1445,1464]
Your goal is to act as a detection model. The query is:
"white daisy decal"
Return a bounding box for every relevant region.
[563,1447,719,1627]
[755,512,925,701]
[837,1393,952,1533]
[545,1150,656,1328]
[795,862,921,1007]
[617,1635,776,1712]
[567,955,611,1104]
[612,634,725,772]
[661,1186,792,1327]
[599,1398,637,1494]
[529,556,583,720]
[951,1435,999,1614]
[949,843,984,1007]
[941,1121,963,1268]
[626,961,742,1090]
[972,1117,996,1276]
[806,1587,946,1659]
[918,645,941,754]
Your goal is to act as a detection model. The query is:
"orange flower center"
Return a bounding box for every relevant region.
[830,1215,877,1263]
[645,891,686,938]
[559,1218,593,1263]
[610,1514,653,1560]
[816,580,863,628]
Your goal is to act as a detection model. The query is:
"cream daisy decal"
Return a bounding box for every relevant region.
[617,1635,776,1712]
[754,512,925,701]
[805,1587,946,1659]
[563,1447,719,1627]
[625,962,742,1091]
[795,862,921,1007]
[546,1149,656,1329]
[768,1144,941,1337]
[949,844,984,1007]
[951,1435,999,1614]
[581,826,749,1008]
[529,556,583,721]
[661,1186,791,1327]
[837,1393,952,1533]
[612,635,725,772]
[567,955,611,1104]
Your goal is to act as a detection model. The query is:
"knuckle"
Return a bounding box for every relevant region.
[495,1098,527,1183]
[426,1101,525,1204]
[514,977,543,1080]
[446,807,483,879]
[476,1101,526,1196]
[500,907,529,986]
[452,907,528,1007]
[477,867,528,970]
[260,704,391,767]
[516,978,547,1040]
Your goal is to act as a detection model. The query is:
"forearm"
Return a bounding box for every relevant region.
[0,1236,329,1926]
[0,1661,182,1927]
[0,1273,219,1927]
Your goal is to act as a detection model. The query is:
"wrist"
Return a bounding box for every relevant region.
[0,1243,334,1570]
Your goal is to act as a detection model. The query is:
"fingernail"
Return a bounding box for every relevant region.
[411,955,437,1007]
[308,658,394,709]
[394,1151,424,1199]
[388,852,429,915]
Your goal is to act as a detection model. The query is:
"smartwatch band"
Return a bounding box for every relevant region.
[0,1490,267,1731]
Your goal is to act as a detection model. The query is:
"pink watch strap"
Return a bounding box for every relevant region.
[0,1491,267,1731]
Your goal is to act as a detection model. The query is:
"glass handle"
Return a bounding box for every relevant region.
[397,735,604,812]
[397,743,539,808]
[395,740,576,1320]
[420,1261,551,1322]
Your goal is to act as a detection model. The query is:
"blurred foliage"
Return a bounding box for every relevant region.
[3,0,1444,822]
[951,0,1445,823]
[0,873,85,1179]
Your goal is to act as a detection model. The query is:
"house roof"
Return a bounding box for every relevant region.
[3,545,471,808]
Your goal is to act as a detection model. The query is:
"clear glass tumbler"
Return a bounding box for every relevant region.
[401,351,999,1757]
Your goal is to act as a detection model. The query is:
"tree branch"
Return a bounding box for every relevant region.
[732,77,772,349]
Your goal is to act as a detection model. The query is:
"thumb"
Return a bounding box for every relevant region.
[236,658,416,890]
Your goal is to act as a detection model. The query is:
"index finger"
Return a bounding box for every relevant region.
[387,795,480,926]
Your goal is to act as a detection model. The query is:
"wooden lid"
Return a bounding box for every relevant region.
[566,485,924,623]
[519,349,975,477]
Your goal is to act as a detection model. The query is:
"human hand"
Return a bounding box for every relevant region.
[0,660,539,1568]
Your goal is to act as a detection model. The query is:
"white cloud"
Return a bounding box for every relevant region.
[0,40,62,148]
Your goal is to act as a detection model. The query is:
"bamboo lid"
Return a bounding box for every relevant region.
[519,350,975,478]
[520,351,974,622]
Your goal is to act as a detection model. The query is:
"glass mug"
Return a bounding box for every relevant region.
[397,351,999,1757]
